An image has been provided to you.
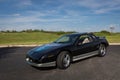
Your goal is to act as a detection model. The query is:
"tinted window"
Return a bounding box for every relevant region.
[54,35,78,43]
[78,35,93,44]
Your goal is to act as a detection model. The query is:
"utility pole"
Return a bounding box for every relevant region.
[110,25,115,33]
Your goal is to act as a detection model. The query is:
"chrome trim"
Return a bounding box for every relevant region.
[73,50,98,61]
[26,58,56,67]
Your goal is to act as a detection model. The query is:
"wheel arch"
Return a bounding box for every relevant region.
[100,42,108,47]
[56,49,73,61]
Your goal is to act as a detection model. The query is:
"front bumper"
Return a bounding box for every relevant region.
[26,58,56,67]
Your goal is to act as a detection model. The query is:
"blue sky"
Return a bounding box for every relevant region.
[0,0,120,32]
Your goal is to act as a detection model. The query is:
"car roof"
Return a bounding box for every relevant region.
[65,32,93,36]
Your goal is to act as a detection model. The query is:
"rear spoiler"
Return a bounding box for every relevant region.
[96,36,105,39]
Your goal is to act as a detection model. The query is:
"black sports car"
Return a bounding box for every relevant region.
[26,33,109,69]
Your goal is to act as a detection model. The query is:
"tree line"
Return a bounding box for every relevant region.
[1,29,115,35]
[0,29,76,35]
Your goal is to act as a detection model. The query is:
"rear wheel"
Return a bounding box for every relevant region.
[98,44,107,57]
[57,51,71,69]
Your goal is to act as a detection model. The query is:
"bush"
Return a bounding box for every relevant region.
[100,30,111,35]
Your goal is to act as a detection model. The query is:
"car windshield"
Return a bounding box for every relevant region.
[54,35,78,43]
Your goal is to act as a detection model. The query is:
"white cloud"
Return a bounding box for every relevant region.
[52,0,120,15]
[72,0,120,14]
[21,0,32,6]
[13,14,21,16]
[0,10,86,24]
[0,23,36,31]
[0,10,86,32]
[94,6,120,14]
[0,0,120,32]
[16,0,32,7]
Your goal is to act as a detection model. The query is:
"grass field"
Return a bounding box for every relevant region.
[95,32,120,43]
[0,32,60,45]
[0,32,120,45]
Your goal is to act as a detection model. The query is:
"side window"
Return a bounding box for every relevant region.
[56,36,70,43]
[78,35,93,45]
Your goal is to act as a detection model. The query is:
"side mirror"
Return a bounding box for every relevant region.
[77,41,82,46]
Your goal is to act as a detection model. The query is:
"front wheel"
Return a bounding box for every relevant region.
[98,44,107,57]
[57,51,71,69]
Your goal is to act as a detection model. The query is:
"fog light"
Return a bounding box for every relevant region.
[26,58,29,61]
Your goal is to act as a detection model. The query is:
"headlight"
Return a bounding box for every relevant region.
[40,54,54,61]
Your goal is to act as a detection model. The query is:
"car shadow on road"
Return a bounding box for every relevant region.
[31,66,57,71]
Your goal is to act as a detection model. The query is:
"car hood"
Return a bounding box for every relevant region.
[27,42,71,60]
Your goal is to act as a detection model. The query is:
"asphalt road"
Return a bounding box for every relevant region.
[0,45,120,80]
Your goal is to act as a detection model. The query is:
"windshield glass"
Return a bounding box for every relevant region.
[54,35,78,43]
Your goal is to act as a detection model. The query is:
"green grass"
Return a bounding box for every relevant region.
[0,32,120,45]
[95,32,120,43]
[0,32,61,45]
[106,34,120,43]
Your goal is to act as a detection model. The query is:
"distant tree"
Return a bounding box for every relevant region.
[100,30,110,33]
[6,30,10,33]
[0,31,5,32]
[40,29,44,32]
[100,30,110,35]
[26,29,33,32]
[33,29,40,32]
[11,30,17,33]
[21,30,26,32]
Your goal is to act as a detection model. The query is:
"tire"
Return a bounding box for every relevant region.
[98,44,107,57]
[57,51,71,69]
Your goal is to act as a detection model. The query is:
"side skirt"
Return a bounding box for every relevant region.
[72,50,99,61]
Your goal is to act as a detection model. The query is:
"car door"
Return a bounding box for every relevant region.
[90,35,100,51]
[72,34,95,56]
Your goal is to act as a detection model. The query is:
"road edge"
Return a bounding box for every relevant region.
[0,43,120,48]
